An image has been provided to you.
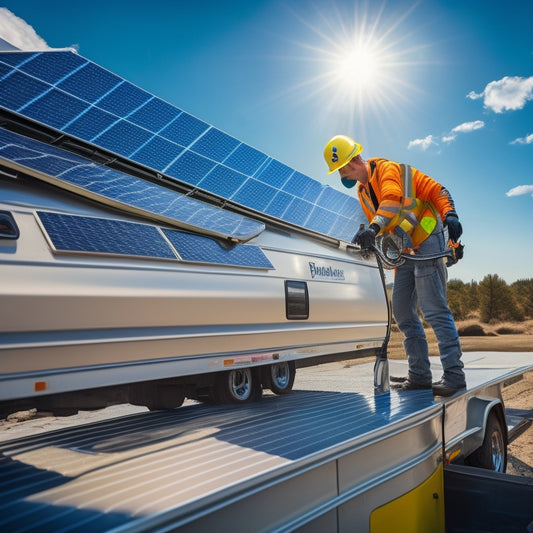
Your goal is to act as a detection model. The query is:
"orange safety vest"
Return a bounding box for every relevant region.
[358,158,449,248]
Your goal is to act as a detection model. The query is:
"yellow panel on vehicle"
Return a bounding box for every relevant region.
[370,463,445,533]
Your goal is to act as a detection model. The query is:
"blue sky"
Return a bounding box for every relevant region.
[1,0,532,284]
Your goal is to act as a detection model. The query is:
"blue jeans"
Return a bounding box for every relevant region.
[392,223,466,387]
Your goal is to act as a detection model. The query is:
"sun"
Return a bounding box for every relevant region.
[283,1,428,134]
[331,40,384,97]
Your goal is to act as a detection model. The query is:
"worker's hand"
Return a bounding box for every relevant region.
[353,224,378,249]
[444,213,462,242]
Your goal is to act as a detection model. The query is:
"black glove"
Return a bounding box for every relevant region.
[444,213,462,242]
[353,223,379,249]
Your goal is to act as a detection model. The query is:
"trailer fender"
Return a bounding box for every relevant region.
[465,397,508,452]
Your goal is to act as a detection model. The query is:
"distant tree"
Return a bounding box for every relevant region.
[447,279,467,320]
[464,281,479,316]
[447,279,479,320]
[478,274,524,322]
[511,278,533,318]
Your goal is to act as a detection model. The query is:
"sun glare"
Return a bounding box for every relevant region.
[333,43,381,93]
[284,1,429,134]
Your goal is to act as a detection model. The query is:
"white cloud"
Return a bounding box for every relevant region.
[407,135,437,151]
[0,8,52,51]
[506,185,533,197]
[408,122,483,150]
[510,133,533,145]
[466,90,482,101]
[468,76,533,113]
[451,120,485,133]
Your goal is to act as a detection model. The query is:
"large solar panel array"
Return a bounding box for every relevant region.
[37,211,274,269]
[0,50,364,242]
[0,127,264,242]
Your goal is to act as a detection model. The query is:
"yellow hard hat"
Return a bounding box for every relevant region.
[323,135,363,174]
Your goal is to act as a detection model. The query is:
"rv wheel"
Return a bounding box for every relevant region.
[213,368,262,404]
[262,361,295,395]
[465,410,507,472]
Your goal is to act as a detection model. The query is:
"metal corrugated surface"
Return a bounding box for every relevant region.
[0,388,437,533]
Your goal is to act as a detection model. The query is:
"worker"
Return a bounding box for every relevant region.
[324,135,466,397]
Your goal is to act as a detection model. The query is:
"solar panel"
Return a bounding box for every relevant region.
[0,127,264,242]
[0,50,365,242]
[37,211,177,259]
[37,211,273,269]
[162,228,274,269]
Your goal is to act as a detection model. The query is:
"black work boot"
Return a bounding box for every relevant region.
[392,379,432,391]
[390,375,408,383]
[432,380,466,397]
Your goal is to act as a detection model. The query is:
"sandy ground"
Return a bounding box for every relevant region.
[501,370,533,477]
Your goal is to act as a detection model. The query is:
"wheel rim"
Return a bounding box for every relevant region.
[490,429,505,472]
[271,363,290,390]
[229,369,252,401]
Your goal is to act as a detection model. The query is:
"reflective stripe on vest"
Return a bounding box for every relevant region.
[381,162,438,247]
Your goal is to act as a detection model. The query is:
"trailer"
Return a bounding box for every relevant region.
[0,353,531,532]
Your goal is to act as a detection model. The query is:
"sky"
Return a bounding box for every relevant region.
[0,0,532,284]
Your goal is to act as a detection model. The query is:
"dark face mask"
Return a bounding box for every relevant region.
[341,177,356,188]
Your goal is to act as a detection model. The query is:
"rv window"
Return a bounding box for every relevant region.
[0,211,19,239]
[285,280,309,320]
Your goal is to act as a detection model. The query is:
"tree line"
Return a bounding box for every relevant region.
[447,275,533,322]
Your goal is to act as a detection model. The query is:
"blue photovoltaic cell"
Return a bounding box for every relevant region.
[283,171,322,203]
[0,62,12,79]
[0,51,36,68]
[37,211,177,259]
[232,178,277,212]
[0,70,49,111]
[22,88,89,130]
[264,190,294,219]
[283,197,313,227]
[162,228,273,269]
[305,207,340,236]
[98,81,151,116]
[93,119,153,156]
[255,159,293,189]
[224,143,268,176]
[128,98,181,132]
[331,216,357,242]
[130,136,185,170]
[64,106,118,139]
[165,150,216,186]
[191,128,239,163]
[197,165,246,199]
[17,51,87,84]
[57,62,121,103]
[0,50,367,242]
[317,187,349,212]
[0,127,264,242]
[160,112,209,146]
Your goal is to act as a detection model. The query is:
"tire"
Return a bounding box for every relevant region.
[212,368,262,404]
[262,361,296,395]
[465,410,507,472]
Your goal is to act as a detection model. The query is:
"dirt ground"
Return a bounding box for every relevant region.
[501,370,533,477]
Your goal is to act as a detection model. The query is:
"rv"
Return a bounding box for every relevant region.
[0,48,388,415]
